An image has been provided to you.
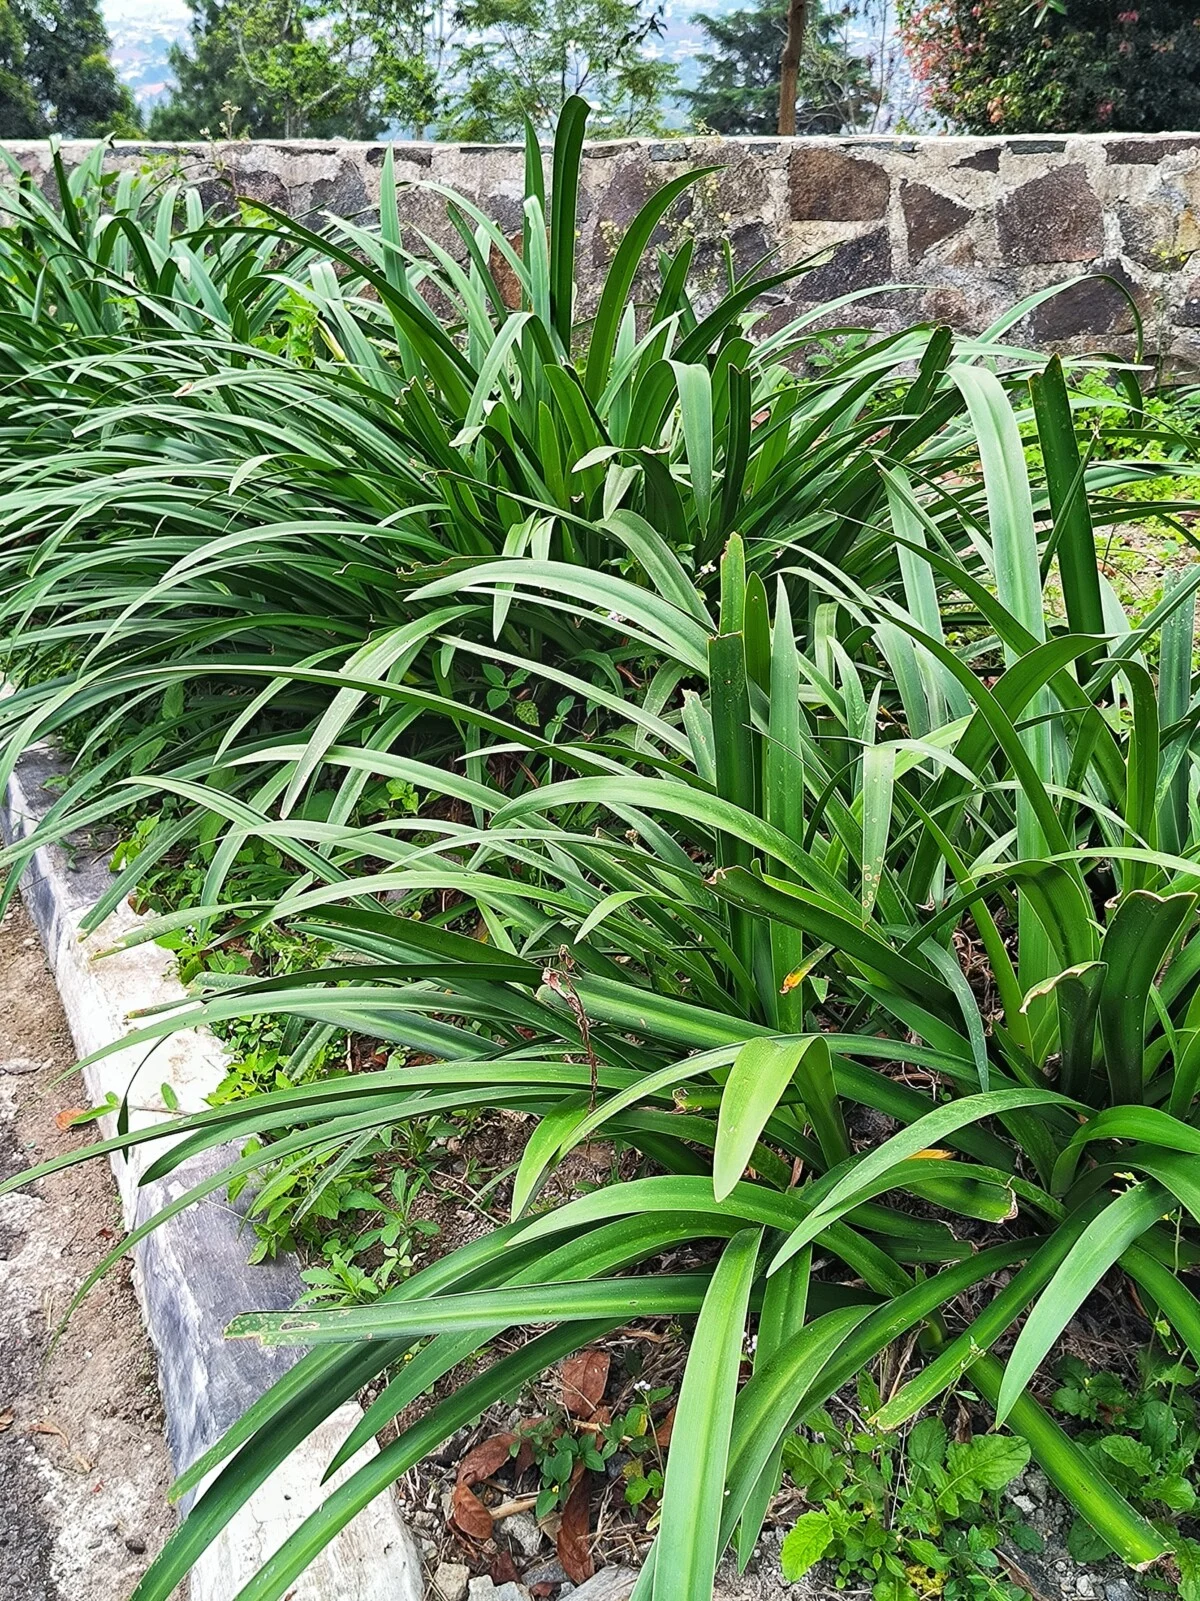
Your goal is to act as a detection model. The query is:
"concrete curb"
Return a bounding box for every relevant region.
[3,745,424,1601]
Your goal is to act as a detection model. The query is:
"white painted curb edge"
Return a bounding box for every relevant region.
[3,746,424,1601]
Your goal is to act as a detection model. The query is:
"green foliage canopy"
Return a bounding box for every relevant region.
[901,0,1200,133]
[442,0,675,139]
[0,0,138,136]
[149,0,451,139]
[684,0,876,136]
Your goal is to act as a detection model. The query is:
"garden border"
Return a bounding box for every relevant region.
[1,741,424,1601]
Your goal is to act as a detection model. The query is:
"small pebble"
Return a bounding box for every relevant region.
[524,1558,568,1587]
[1026,1470,1051,1504]
[499,1509,543,1558]
[433,1563,470,1601]
[124,1536,147,1555]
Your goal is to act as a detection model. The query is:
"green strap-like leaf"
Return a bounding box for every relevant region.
[653,1228,762,1601]
[715,1036,828,1199]
[1099,891,1197,1104]
[995,1181,1171,1423]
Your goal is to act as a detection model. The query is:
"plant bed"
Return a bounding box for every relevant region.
[5,104,1200,1601]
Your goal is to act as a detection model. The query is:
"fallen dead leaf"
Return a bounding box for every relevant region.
[450,1430,522,1543]
[450,1479,494,1543]
[26,1419,69,1444]
[654,1405,676,1448]
[562,1349,610,1419]
[488,234,525,313]
[557,1469,595,1584]
[457,1430,517,1486]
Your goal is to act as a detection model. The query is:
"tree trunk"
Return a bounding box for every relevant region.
[778,0,809,135]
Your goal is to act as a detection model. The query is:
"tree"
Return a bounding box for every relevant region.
[441,0,675,141]
[900,0,1200,134]
[149,0,453,139]
[685,0,876,135]
[0,0,139,136]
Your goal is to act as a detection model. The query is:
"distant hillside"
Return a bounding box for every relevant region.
[105,0,190,111]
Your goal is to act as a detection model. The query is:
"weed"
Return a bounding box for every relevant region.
[516,1385,673,1519]
[1051,1353,1200,1564]
[780,1380,1035,1601]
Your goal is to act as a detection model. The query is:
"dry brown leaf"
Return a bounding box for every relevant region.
[457,1430,516,1487]
[54,1109,88,1132]
[562,1349,610,1419]
[653,1405,676,1448]
[489,1553,521,1584]
[449,1480,494,1543]
[557,1470,594,1584]
[27,1420,69,1443]
[995,1548,1055,1601]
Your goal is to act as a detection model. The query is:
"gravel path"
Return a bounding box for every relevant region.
[0,890,180,1599]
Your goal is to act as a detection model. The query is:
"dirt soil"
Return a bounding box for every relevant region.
[0,890,180,1600]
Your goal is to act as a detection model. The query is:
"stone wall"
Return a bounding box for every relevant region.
[8,132,1200,364]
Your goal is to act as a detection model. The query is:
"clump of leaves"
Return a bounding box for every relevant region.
[1052,1352,1200,1577]
[781,1380,1035,1601]
[518,1383,672,1519]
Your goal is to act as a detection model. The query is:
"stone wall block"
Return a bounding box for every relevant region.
[799,227,895,297]
[900,180,971,261]
[1118,197,1200,273]
[1027,260,1145,343]
[789,146,890,222]
[998,164,1103,266]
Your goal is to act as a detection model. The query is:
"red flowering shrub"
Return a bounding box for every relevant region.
[900,0,1200,133]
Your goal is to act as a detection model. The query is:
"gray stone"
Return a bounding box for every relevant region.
[466,1583,531,1601]
[998,165,1103,265]
[499,1510,544,1557]
[308,161,370,220]
[1107,136,1200,164]
[224,162,290,211]
[524,1558,569,1586]
[956,147,1000,172]
[434,1563,471,1601]
[1118,197,1199,271]
[563,1571,639,1601]
[0,1055,44,1074]
[1028,262,1142,343]
[789,146,890,221]
[1006,138,1068,154]
[1025,1470,1052,1503]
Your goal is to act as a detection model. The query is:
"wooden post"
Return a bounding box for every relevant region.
[778,0,809,135]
